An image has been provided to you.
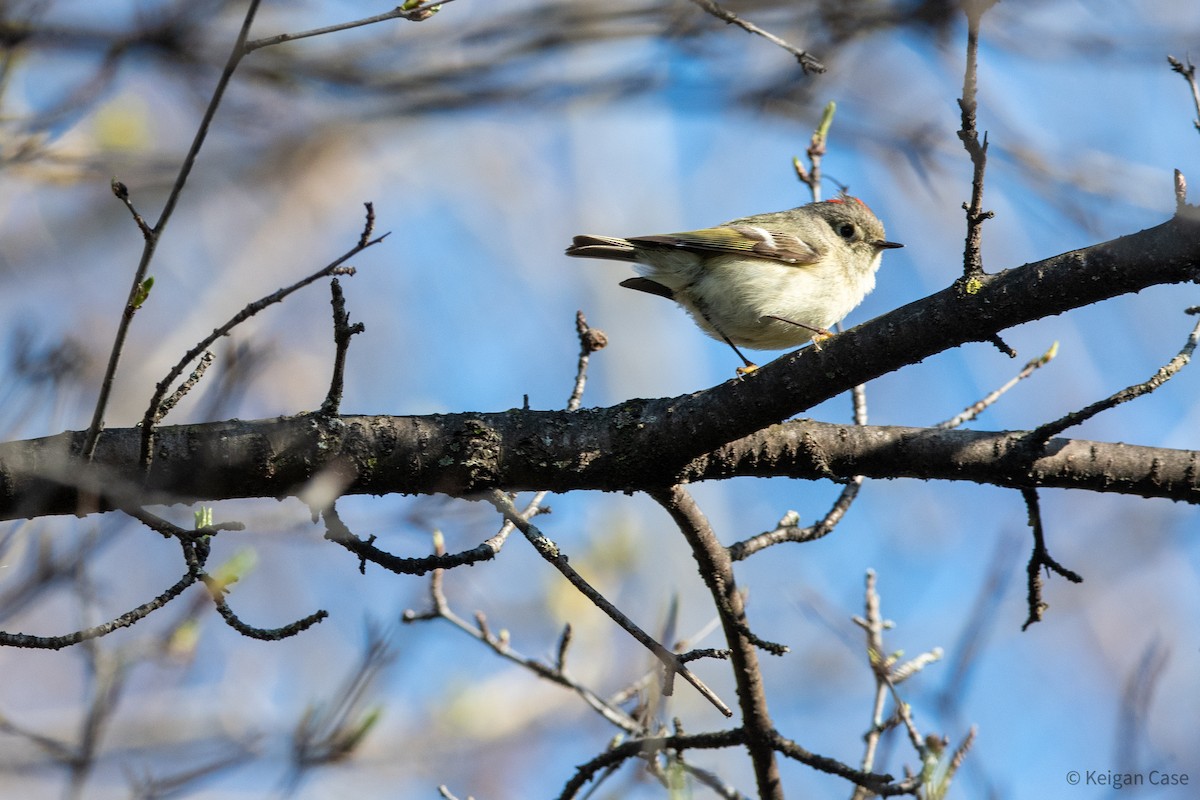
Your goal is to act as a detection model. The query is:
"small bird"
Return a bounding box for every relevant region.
[566,197,902,371]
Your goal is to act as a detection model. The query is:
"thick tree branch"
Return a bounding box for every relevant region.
[2,214,1199,520]
[1,416,1197,521]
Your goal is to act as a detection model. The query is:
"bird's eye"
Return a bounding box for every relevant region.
[837,223,856,239]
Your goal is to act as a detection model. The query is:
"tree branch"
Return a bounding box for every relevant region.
[4,214,1200,519]
[2,414,1198,522]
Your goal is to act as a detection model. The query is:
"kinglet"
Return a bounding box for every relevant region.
[566,197,901,370]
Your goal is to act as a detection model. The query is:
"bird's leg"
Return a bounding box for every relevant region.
[762,315,834,349]
[693,307,758,374]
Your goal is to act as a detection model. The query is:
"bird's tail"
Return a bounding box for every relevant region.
[564,235,638,262]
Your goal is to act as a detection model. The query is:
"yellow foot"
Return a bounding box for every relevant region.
[809,329,834,350]
[736,363,760,376]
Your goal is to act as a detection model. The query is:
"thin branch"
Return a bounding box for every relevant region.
[569,311,607,411]
[937,341,1057,429]
[648,484,781,799]
[156,350,215,421]
[687,0,825,74]
[1020,488,1083,630]
[82,0,264,460]
[109,179,150,239]
[138,211,387,465]
[243,0,456,53]
[320,277,365,417]
[486,490,732,717]
[401,532,639,732]
[728,380,868,560]
[767,729,907,794]
[1028,311,1200,444]
[794,101,836,200]
[1167,55,1200,134]
[956,0,998,281]
[558,729,747,800]
[323,505,503,576]
[0,569,197,649]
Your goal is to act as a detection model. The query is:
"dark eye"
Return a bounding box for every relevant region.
[837,223,856,239]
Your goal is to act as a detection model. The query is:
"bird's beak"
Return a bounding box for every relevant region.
[875,240,904,249]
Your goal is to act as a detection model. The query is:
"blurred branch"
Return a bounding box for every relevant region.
[487,490,733,718]
[687,0,825,74]
[244,0,456,52]
[82,0,264,460]
[648,484,780,798]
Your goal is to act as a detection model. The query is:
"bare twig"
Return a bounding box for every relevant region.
[1027,312,1200,444]
[648,484,781,799]
[83,0,264,460]
[1019,488,1082,630]
[850,570,948,799]
[156,350,215,421]
[727,379,868,561]
[0,568,197,649]
[320,278,365,417]
[558,729,748,800]
[1168,55,1200,133]
[132,506,329,640]
[956,0,998,281]
[687,0,825,73]
[401,532,639,732]
[794,102,836,200]
[570,311,607,410]
[937,342,1057,429]
[138,209,387,466]
[323,505,503,575]
[486,490,732,717]
[244,0,456,53]
[109,179,150,239]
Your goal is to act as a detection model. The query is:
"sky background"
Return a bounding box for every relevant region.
[0,1,1199,798]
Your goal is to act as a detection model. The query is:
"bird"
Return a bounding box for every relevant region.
[566,196,902,372]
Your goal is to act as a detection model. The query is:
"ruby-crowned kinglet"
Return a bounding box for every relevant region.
[566,197,901,370]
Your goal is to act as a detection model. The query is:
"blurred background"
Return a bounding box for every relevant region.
[0,0,1198,797]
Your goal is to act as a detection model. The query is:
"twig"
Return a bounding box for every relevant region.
[323,505,503,576]
[135,506,329,640]
[558,729,747,800]
[0,569,197,649]
[486,490,732,717]
[727,380,868,560]
[1167,55,1200,134]
[794,102,836,201]
[469,313,605,554]
[937,342,1057,429]
[320,278,365,417]
[109,179,150,239]
[244,0,456,52]
[687,0,825,74]
[570,311,607,411]
[82,0,264,460]
[647,484,781,798]
[850,570,946,799]
[156,350,215,421]
[1019,488,1082,630]
[1026,311,1200,444]
[956,0,997,281]
[138,208,387,465]
[401,532,639,732]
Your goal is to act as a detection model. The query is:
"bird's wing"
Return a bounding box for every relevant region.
[628,225,821,265]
